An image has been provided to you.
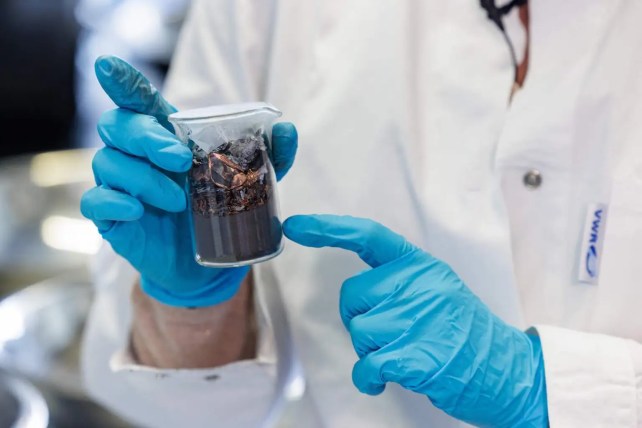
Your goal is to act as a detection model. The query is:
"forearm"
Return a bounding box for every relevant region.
[130,271,257,369]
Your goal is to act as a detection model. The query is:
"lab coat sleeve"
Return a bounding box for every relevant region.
[535,325,642,427]
[82,0,285,426]
[81,245,280,428]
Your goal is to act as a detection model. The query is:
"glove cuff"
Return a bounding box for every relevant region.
[523,333,549,427]
[140,266,250,308]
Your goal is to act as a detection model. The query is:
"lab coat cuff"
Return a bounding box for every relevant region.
[109,346,274,375]
[100,357,278,428]
[83,247,283,427]
[534,325,638,428]
[627,339,642,427]
[110,352,274,381]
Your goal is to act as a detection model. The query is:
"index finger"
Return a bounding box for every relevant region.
[95,55,177,130]
[283,215,417,267]
[97,108,192,173]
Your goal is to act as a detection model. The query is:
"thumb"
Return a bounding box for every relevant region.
[283,215,417,268]
[95,55,177,130]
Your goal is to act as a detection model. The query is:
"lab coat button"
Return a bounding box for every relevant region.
[523,170,542,189]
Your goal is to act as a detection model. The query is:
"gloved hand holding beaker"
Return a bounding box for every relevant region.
[284,214,549,428]
[81,56,298,307]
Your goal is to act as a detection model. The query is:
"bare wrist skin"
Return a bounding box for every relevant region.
[130,271,257,369]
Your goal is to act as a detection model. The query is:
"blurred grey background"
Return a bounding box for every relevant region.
[0,0,189,426]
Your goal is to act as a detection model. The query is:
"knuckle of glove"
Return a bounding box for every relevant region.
[79,190,96,220]
[339,277,364,326]
[91,148,110,182]
[348,317,377,358]
[348,314,367,337]
[339,276,359,309]
[128,115,160,148]
[96,109,121,142]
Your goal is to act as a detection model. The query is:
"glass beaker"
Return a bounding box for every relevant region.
[169,102,283,267]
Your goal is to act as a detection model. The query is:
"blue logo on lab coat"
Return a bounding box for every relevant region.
[585,209,603,278]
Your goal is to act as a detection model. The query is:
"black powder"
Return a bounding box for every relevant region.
[188,132,282,265]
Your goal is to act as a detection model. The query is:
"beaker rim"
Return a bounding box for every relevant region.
[168,102,282,123]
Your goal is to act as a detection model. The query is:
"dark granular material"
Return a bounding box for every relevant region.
[188,131,282,265]
[190,133,271,216]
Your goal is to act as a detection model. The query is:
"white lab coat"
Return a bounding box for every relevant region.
[81,0,642,426]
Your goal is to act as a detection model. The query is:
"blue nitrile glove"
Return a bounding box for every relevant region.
[81,55,298,307]
[283,215,548,428]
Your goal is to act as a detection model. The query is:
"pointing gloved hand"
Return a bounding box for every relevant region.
[81,55,298,307]
[283,215,548,428]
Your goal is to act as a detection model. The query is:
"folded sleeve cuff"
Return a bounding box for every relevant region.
[109,359,277,428]
[82,246,281,428]
[534,325,640,428]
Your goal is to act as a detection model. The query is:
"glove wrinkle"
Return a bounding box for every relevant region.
[84,56,298,307]
[285,214,549,427]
